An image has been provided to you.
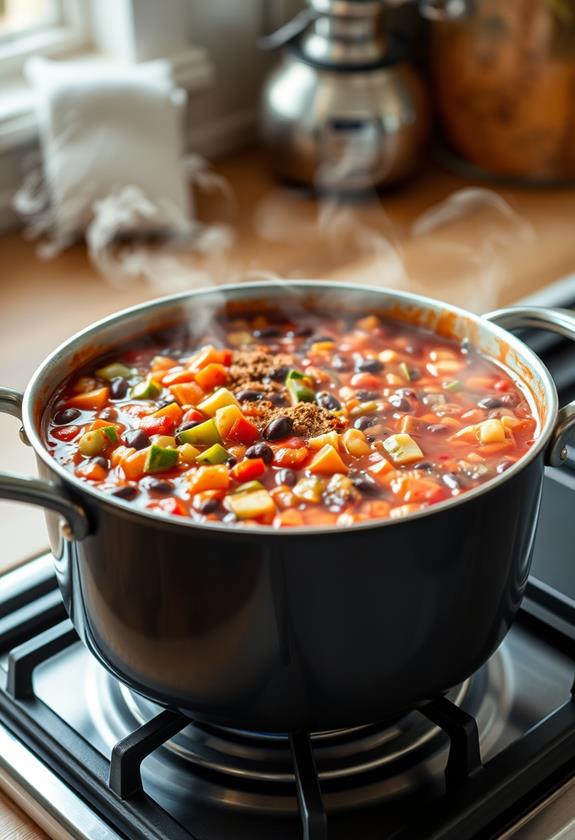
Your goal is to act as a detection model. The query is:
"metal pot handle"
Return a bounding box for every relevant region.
[0,387,89,540]
[484,306,575,469]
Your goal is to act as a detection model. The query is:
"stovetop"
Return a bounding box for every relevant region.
[1,279,575,840]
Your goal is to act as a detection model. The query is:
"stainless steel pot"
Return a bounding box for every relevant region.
[1,282,574,733]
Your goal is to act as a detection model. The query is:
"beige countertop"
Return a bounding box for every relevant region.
[0,146,575,836]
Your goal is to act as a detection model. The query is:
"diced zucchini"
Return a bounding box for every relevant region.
[287,378,316,404]
[196,443,229,465]
[228,489,276,520]
[178,443,200,464]
[95,362,133,381]
[78,430,106,456]
[130,376,162,400]
[144,444,179,474]
[234,480,265,494]
[382,433,423,466]
[197,388,239,417]
[176,418,221,446]
[285,369,305,381]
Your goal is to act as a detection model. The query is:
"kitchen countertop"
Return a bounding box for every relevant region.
[0,145,575,837]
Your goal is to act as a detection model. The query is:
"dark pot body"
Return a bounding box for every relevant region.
[42,452,542,733]
[2,283,571,735]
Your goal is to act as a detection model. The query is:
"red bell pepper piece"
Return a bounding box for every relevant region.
[140,414,176,436]
[162,367,197,386]
[182,407,204,424]
[231,458,266,483]
[52,425,80,442]
[227,416,260,445]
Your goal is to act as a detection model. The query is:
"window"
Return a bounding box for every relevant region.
[0,0,88,72]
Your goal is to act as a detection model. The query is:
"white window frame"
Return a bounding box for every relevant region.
[0,0,90,75]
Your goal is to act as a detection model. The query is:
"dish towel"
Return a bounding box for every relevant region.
[13,56,232,282]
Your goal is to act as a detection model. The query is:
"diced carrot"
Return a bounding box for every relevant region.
[274,509,304,528]
[66,387,110,411]
[153,402,184,425]
[302,509,338,526]
[162,367,197,386]
[187,465,230,494]
[121,448,149,480]
[189,346,232,372]
[76,462,107,481]
[273,446,310,469]
[367,458,393,483]
[151,355,178,372]
[194,363,228,391]
[308,444,348,475]
[169,382,204,406]
[111,445,135,467]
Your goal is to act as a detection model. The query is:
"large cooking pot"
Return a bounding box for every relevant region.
[1,282,574,734]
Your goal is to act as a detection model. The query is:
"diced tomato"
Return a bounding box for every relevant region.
[140,415,176,436]
[494,379,510,392]
[350,372,382,390]
[162,367,196,386]
[66,387,110,411]
[194,363,228,391]
[52,425,80,442]
[169,382,204,406]
[182,407,204,424]
[231,458,266,483]
[227,417,260,445]
[147,497,188,516]
[277,436,306,449]
[273,446,310,469]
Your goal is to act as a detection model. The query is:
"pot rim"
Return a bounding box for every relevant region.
[22,281,557,537]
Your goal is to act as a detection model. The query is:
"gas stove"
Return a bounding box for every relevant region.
[1,281,575,840]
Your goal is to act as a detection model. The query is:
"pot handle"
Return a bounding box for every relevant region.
[484,306,575,468]
[0,387,89,540]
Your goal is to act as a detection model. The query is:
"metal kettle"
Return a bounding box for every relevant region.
[260,0,438,191]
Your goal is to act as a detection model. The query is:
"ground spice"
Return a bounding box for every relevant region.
[229,348,295,390]
[256,403,339,437]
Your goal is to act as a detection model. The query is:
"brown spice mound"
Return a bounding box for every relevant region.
[257,403,338,438]
[229,348,295,390]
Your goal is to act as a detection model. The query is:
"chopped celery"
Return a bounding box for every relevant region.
[130,377,162,400]
[95,362,133,381]
[144,445,179,474]
[196,443,229,465]
[176,418,221,446]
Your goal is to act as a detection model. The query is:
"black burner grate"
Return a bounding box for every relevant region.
[0,563,573,839]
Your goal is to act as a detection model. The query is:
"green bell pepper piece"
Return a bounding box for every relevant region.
[144,444,179,474]
[176,418,221,446]
[196,443,229,465]
[287,378,316,404]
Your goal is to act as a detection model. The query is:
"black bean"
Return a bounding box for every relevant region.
[355,358,384,374]
[110,377,129,399]
[267,393,288,407]
[264,416,294,441]
[53,407,81,425]
[500,392,519,407]
[316,391,341,411]
[332,355,352,371]
[389,395,410,412]
[276,468,297,486]
[355,390,380,401]
[111,485,138,500]
[407,366,422,381]
[396,388,417,399]
[414,462,434,472]
[246,443,274,465]
[478,396,505,410]
[99,407,118,421]
[197,497,221,514]
[442,472,462,491]
[236,389,264,402]
[269,365,291,382]
[92,457,109,470]
[146,478,173,494]
[354,415,377,431]
[254,326,282,339]
[427,423,449,434]
[123,429,151,450]
[289,325,313,338]
[310,335,334,345]
[156,399,175,409]
[350,471,379,494]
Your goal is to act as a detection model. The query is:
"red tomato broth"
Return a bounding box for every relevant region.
[44,312,539,528]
